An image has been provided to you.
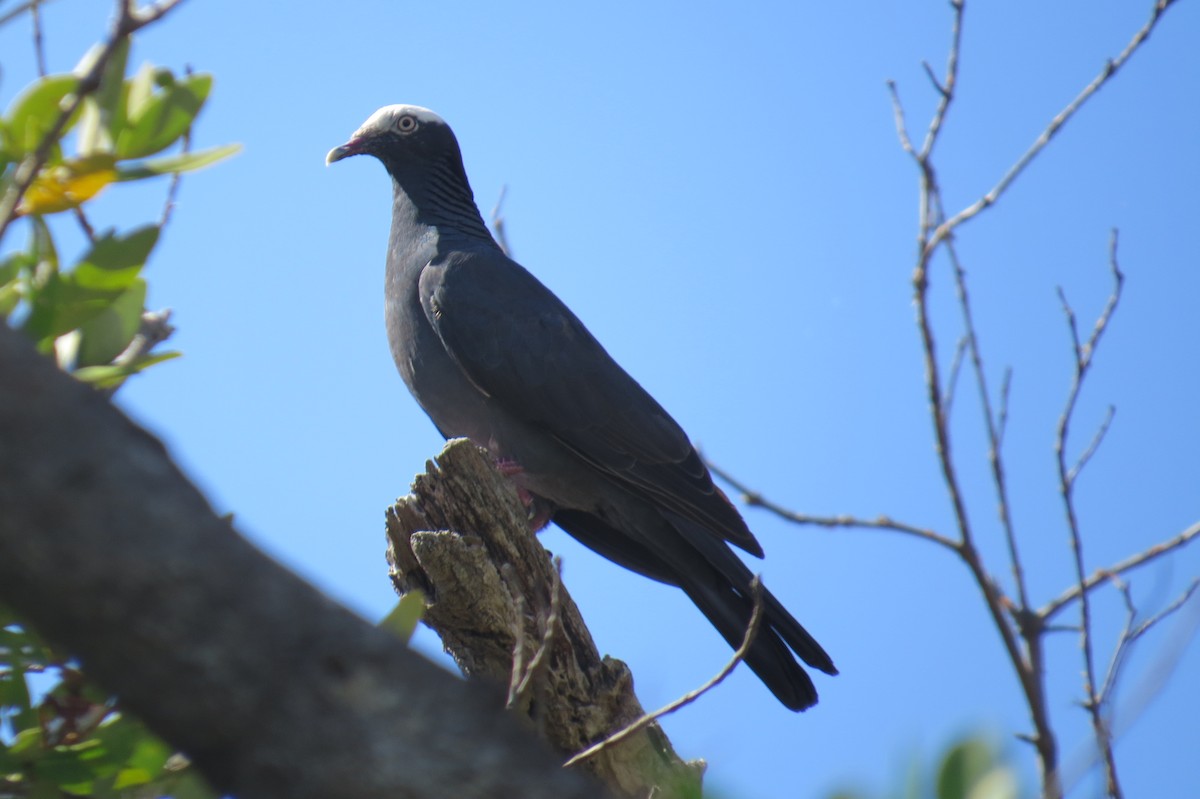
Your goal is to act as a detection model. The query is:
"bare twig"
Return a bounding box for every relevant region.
[0,0,56,29]
[1058,581,1200,796]
[918,0,964,158]
[30,0,47,76]
[996,368,1012,446]
[705,458,960,551]
[491,185,511,256]
[879,3,1185,797]
[563,577,765,770]
[1069,406,1116,485]
[506,579,529,709]
[100,309,175,397]
[127,0,186,27]
[1098,578,1200,705]
[507,557,564,712]
[885,81,917,157]
[1054,233,1126,799]
[71,206,98,242]
[942,334,969,418]
[929,0,1181,250]
[159,125,192,229]
[1042,520,1200,621]
[945,238,1028,612]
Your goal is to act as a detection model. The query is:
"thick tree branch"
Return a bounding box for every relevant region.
[0,324,607,799]
[386,439,703,799]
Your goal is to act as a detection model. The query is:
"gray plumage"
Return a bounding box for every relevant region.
[327,105,836,711]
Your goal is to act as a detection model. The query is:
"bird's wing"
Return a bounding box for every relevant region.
[420,248,761,556]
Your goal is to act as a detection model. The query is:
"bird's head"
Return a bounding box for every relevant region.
[326,105,459,171]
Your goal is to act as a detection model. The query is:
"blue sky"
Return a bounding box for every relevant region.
[3,1,1199,797]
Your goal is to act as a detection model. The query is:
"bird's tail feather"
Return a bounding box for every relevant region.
[678,578,819,711]
[553,508,835,711]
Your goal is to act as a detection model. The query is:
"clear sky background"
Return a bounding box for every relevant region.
[3,2,1199,797]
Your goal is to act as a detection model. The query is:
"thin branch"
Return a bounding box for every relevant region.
[1054,234,1126,799]
[159,123,192,229]
[490,185,511,257]
[1042,520,1200,621]
[72,206,98,242]
[506,578,529,710]
[30,0,47,76]
[100,309,175,397]
[0,0,55,29]
[929,0,1181,249]
[563,577,765,770]
[996,367,1012,446]
[127,0,186,27]
[1098,578,1200,704]
[1069,405,1116,485]
[945,238,1028,611]
[885,80,917,157]
[918,0,964,158]
[942,334,969,419]
[705,458,960,551]
[1059,579,1200,799]
[507,557,564,712]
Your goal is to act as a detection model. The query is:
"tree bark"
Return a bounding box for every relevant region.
[386,440,704,799]
[0,325,607,799]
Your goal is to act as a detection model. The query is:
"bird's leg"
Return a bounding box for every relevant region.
[493,458,556,531]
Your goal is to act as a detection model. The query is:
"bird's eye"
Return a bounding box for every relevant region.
[396,114,418,134]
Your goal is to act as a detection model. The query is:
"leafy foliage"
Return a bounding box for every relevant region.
[380,590,427,645]
[0,32,239,389]
[1,7,237,798]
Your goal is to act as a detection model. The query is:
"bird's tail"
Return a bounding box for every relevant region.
[554,508,835,711]
[677,575,828,711]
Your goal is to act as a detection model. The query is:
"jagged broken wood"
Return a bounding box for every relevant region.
[386,439,705,799]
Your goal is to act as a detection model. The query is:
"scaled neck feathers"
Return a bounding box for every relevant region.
[386,152,498,247]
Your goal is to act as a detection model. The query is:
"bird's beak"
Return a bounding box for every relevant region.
[325,138,362,165]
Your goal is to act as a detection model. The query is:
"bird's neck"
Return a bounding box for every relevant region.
[388,156,498,247]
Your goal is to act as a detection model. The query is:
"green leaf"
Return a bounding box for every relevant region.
[116,142,241,180]
[117,72,213,159]
[33,745,102,793]
[3,74,81,157]
[967,769,1018,799]
[74,279,146,367]
[380,590,425,644]
[108,727,172,789]
[0,660,32,710]
[22,226,159,342]
[0,251,30,317]
[158,767,220,799]
[0,740,19,774]
[936,739,995,799]
[29,214,58,275]
[8,727,43,757]
[75,225,159,290]
[76,38,131,156]
[73,350,180,388]
[124,63,157,123]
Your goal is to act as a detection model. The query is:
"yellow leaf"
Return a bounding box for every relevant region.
[17,156,118,215]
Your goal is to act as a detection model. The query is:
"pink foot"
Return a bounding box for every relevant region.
[493,457,554,531]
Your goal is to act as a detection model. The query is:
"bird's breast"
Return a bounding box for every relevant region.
[385,265,495,447]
